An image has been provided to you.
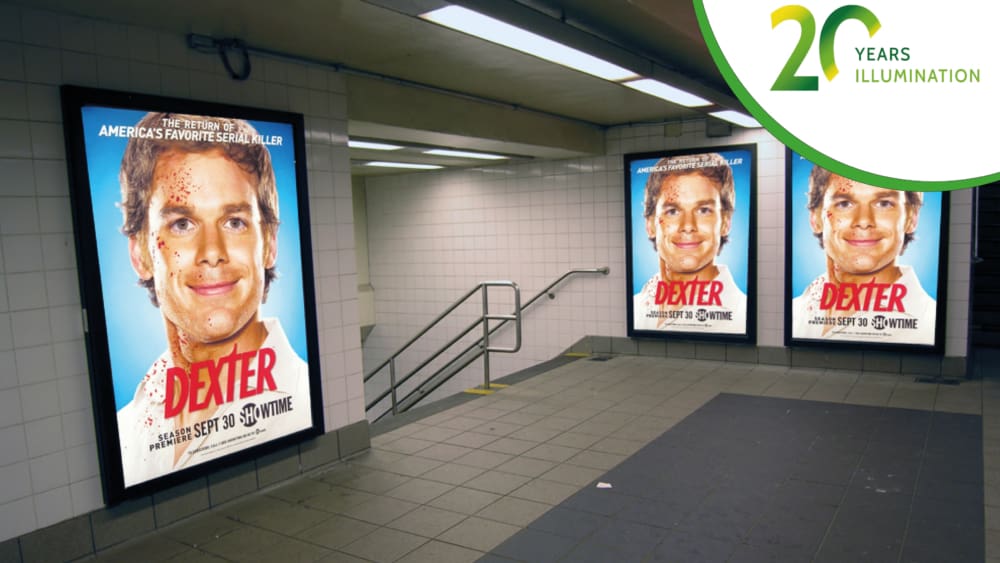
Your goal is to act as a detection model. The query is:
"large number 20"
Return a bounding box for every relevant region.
[771,5,880,91]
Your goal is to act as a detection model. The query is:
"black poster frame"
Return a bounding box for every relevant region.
[783,147,949,352]
[624,144,757,344]
[61,85,324,504]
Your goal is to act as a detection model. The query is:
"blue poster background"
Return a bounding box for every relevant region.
[629,147,752,296]
[788,151,942,299]
[80,106,309,410]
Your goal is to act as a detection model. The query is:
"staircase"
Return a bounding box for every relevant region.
[972,183,1000,347]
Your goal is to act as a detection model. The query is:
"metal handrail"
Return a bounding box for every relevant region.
[378,267,609,418]
[365,267,609,419]
[365,280,520,415]
[363,282,483,383]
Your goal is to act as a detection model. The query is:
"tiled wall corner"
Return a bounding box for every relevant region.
[90,496,154,551]
[725,344,758,364]
[207,461,258,506]
[17,515,90,563]
[941,356,968,378]
[901,354,943,377]
[756,346,791,367]
[151,479,210,528]
[695,342,727,361]
[337,420,370,458]
[255,446,302,488]
[635,338,667,357]
[299,430,340,471]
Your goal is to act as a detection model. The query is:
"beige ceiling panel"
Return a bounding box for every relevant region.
[346,73,605,156]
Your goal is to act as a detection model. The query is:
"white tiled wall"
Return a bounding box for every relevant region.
[0,2,363,542]
[362,120,972,413]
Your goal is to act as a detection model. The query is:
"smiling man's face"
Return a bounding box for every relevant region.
[129,148,276,345]
[810,177,916,276]
[645,173,731,276]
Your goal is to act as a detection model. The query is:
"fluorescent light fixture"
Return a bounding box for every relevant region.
[349,140,403,150]
[622,78,711,107]
[421,6,638,82]
[424,149,507,160]
[365,161,443,170]
[709,110,762,128]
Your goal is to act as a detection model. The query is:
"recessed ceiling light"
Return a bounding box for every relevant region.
[423,149,507,160]
[709,110,762,128]
[349,140,403,150]
[421,6,638,82]
[365,161,444,170]
[622,78,711,107]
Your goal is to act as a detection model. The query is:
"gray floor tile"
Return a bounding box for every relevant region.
[340,469,413,494]
[266,477,336,504]
[420,463,487,486]
[338,496,421,526]
[305,485,377,513]
[462,470,533,495]
[494,456,557,478]
[480,437,537,455]
[453,449,513,470]
[387,505,467,538]
[239,537,335,563]
[428,487,501,514]
[395,540,483,563]
[546,431,602,449]
[437,517,521,552]
[381,436,438,455]
[340,526,427,562]
[408,426,465,442]
[92,536,189,563]
[198,527,290,561]
[296,514,378,549]
[414,443,475,462]
[225,497,335,535]
[521,443,580,463]
[471,421,523,437]
[161,512,244,548]
[510,479,580,505]
[507,426,564,443]
[476,496,551,526]
[565,450,627,471]
[443,431,500,449]
[539,463,605,486]
[384,477,455,504]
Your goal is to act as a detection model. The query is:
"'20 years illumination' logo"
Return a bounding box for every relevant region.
[771,4,880,90]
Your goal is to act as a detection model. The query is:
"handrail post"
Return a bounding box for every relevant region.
[482,284,491,390]
[389,357,398,415]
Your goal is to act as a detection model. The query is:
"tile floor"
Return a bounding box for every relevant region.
[78,353,999,562]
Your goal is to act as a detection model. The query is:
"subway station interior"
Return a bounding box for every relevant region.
[0,1,997,561]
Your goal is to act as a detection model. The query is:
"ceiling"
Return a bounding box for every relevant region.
[25,0,743,175]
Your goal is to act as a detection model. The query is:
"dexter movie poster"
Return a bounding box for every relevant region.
[785,149,948,350]
[62,86,323,502]
[625,145,756,342]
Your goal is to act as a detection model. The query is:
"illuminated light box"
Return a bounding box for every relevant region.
[625,145,757,343]
[61,86,324,503]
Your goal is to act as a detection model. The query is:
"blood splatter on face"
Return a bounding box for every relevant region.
[143,148,274,345]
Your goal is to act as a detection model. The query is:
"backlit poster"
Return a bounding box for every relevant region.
[625,145,756,342]
[785,149,947,350]
[62,86,323,503]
